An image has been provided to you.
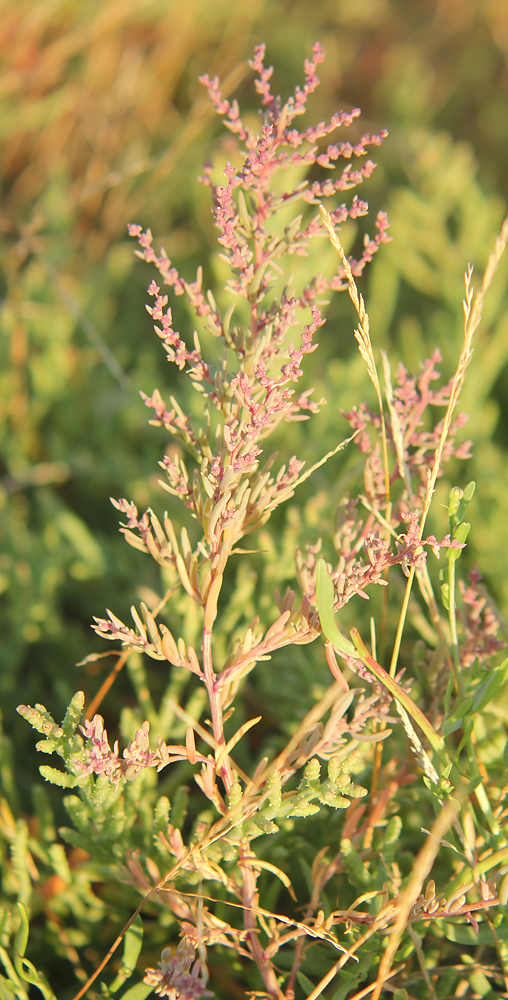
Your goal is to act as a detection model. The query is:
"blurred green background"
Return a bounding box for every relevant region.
[2,1,508,996]
[1,0,508,788]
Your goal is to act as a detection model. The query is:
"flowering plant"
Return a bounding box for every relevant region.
[16,43,508,1000]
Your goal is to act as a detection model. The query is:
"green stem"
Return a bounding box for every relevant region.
[445,526,501,839]
[447,553,463,699]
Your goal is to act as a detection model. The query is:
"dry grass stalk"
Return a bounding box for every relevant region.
[319,203,390,501]
[390,213,508,678]
[420,212,508,536]
[371,795,461,1000]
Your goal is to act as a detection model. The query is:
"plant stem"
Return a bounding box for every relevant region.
[202,625,234,793]
[447,554,464,699]
[239,842,285,1000]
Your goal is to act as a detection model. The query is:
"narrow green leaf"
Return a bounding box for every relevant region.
[441,698,473,737]
[446,520,470,562]
[13,908,55,1000]
[34,739,57,756]
[332,975,361,1000]
[472,657,508,713]
[446,845,508,895]
[440,579,450,610]
[296,972,315,994]
[340,838,371,887]
[116,918,143,990]
[39,766,77,788]
[14,906,29,962]
[316,560,358,658]
[350,627,447,756]
[456,481,476,523]
[61,692,85,736]
[117,982,154,1000]
[0,947,23,994]
[15,958,55,1000]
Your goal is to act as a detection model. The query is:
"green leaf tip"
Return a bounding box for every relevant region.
[315,559,358,658]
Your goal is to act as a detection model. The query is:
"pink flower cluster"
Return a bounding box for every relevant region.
[75,716,157,784]
[296,507,464,619]
[343,349,472,510]
[143,939,213,1000]
[121,45,393,580]
[198,43,390,293]
[75,715,214,785]
[459,565,506,667]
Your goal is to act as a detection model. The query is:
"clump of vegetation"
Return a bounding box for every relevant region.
[4,32,508,1000]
